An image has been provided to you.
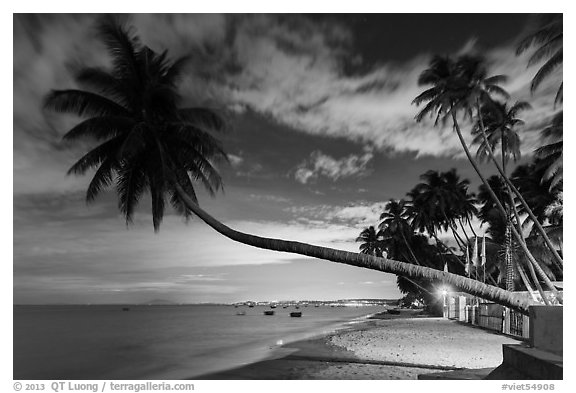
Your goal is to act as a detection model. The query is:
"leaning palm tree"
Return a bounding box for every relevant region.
[516,14,563,105]
[47,18,540,313]
[413,54,562,302]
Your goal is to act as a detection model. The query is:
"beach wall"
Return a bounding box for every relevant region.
[529,306,563,355]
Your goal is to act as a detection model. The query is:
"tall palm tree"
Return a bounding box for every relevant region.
[472,100,530,292]
[413,54,562,302]
[355,226,385,257]
[47,18,540,313]
[472,101,531,173]
[516,14,563,104]
[408,169,474,249]
[478,176,549,303]
[379,199,420,265]
[535,111,563,189]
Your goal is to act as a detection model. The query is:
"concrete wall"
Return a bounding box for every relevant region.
[529,306,563,356]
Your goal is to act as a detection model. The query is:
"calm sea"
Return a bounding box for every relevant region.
[13,304,385,380]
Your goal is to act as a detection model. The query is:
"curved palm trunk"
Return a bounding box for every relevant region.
[450,111,562,303]
[476,101,564,269]
[441,211,466,249]
[466,216,478,237]
[400,231,421,266]
[458,219,471,244]
[174,184,537,314]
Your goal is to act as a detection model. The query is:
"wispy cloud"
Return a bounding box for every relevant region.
[293,147,374,184]
[14,14,560,197]
[286,201,386,229]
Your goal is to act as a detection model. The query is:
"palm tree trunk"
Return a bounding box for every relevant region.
[504,224,515,291]
[508,183,550,305]
[441,211,466,249]
[458,219,471,244]
[174,183,537,314]
[450,111,562,303]
[475,100,564,269]
[466,216,478,237]
[400,231,421,266]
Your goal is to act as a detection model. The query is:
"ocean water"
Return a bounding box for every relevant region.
[13,304,385,380]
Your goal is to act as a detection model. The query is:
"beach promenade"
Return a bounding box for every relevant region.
[195,310,522,379]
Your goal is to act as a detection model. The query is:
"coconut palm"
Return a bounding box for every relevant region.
[44,18,229,232]
[472,100,531,292]
[379,200,420,265]
[516,14,563,104]
[535,111,563,189]
[472,101,531,173]
[408,170,474,249]
[356,226,385,257]
[47,18,541,313]
[413,54,562,301]
[512,161,557,228]
[478,175,550,302]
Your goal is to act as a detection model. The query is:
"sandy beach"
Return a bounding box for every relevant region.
[196,310,523,379]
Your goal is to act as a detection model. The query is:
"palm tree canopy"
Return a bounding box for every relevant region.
[407,169,475,236]
[356,226,385,257]
[512,160,557,227]
[44,17,229,231]
[379,199,412,235]
[472,100,531,165]
[413,54,509,124]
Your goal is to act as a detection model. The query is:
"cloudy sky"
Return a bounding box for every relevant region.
[13,13,561,304]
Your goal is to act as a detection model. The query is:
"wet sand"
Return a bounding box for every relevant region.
[194,310,522,380]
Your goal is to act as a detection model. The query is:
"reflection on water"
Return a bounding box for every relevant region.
[14,304,385,379]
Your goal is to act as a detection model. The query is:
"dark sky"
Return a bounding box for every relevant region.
[13,14,560,304]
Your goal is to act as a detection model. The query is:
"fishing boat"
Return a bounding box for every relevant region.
[290,312,302,317]
[264,310,275,316]
[236,311,246,316]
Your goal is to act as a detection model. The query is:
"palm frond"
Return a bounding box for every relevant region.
[531,50,562,92]
[86,158,116,202]
[116,157,148,224]
[62,116,134,141]
[44,90,130,118]
[74,67,127,104]
[554,82,563,106]
[527,35,562,66]
[484,75,508,85]
[97,15,141,82]
[485,85,510,100]
[67,136,124,175]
